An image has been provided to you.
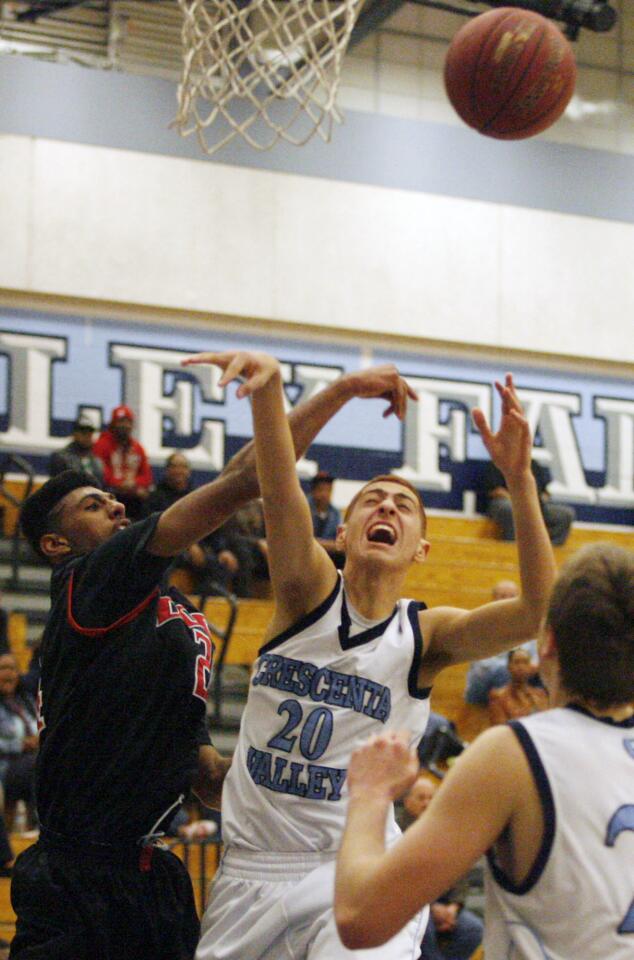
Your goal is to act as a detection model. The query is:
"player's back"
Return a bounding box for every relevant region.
[484,705,634,959]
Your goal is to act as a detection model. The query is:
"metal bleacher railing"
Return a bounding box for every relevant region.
[193,583,239,731]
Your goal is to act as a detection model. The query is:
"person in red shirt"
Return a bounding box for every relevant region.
[93,405,152,519]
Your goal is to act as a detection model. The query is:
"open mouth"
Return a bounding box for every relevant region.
[367,523,397,545]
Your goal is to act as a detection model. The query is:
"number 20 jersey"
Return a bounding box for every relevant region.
[221,575,431,853]
[484,705,634,960]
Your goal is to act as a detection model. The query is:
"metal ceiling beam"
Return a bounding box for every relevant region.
[408,0,616,33]
[348,0,408,49]
[16,1,88,23]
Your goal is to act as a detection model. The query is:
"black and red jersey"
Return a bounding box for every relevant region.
[35,514,214,844]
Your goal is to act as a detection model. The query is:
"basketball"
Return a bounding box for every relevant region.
[444,8,577,140]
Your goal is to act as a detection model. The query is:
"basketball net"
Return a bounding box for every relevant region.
[174,0,364,155]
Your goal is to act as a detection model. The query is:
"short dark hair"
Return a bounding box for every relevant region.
[20,470,101,559]
[310,470,334,489]
[166,452,190,467]
[345,475,427,537]
[547,543,634,709]
[507,647,527,664]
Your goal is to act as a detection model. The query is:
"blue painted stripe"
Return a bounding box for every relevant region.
[0,54,631,222]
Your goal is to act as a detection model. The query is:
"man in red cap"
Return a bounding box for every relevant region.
[93,405,152,519]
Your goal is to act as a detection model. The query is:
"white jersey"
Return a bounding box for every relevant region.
[484,705,634,960]
[221,575,431,853]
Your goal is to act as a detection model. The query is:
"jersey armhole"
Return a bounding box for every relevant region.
[486,720,556,895]
[67,570,159,638]
[258,575,342,655]
[407,601,431,700]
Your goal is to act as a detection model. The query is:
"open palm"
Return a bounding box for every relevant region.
[473,374,532,483]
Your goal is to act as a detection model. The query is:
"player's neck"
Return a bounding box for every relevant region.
[342,566,404,620]
[568,697,634,723]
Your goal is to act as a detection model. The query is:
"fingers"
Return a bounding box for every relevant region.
[495,373,523,418]
[181,351,232,369]
[180,350,247,386]
[472,408,493,448]
[383,376,416,421]
[218,352,250,388]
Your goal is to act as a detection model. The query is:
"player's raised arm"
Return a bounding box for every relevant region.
[419,374,557,679]
[171,350,339,632]
[147,362,415,559]
[335,726,525,949]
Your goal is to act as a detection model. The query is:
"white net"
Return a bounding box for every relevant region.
[174,0,364,155]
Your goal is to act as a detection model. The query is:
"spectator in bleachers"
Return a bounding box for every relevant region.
[307,470,344,567]
[464,581,540,706]
[49,416,104,481]
[398,777,484,960]
[20,643,41,700]
[0,654,38,826]
[93,404,152,520]
[0,594,9,657]
[396,773,437,832]
[145,450,192,512]
[229,499,270,585]
[484,458,574,546]
[420,874,484,960]
[488,648,549,725]
[146,452,255,596]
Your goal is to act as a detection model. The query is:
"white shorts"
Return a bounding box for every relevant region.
[196,848,427,960]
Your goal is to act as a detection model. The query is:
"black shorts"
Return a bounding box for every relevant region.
[10,839,200,960]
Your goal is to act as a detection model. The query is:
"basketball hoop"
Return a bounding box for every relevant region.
[174,0,364,155]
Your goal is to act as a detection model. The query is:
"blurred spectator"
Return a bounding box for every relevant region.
[0,654,38,826]
[307,470,344,567]
[396,773,437,832]
[0,595,9,658]
[420,875,484,960]
[416,712,464,778]
[398,777,484,960]
[488,648,549,725]
[49,417,104,481]
[484,458,574,546]
[145,451,192,512]
[93,405,152,520]
[231,500,269,583]
[146,453,253,596]
[464,581,540,706]
[20,644,41,700]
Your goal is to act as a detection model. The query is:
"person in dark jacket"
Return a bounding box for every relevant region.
[49,417,104,481]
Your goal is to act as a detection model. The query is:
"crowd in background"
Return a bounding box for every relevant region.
[47,401,575,604]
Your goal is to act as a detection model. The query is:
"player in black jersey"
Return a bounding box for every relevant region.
[12,364,415,960]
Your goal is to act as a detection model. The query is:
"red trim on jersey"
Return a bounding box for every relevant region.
[66,570,159,638]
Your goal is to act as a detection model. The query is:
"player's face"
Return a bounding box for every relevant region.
[112,418,133,443]
[508,649,532,683]
[73,426,95,450]
[54,486,131,553]
[165,455,191,491]
[404,778,436,818]
[311,481,333,511]
[0,655,19,696]
[340,481,428,569]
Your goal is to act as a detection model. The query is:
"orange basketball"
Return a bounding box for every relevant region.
[444,8,577,140]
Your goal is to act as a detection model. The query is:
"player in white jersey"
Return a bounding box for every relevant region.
[181,350,556,960]
[336,542,634,960]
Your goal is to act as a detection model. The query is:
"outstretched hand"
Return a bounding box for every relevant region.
[472,373,532,484]
[347,731,419,802]
[346,365,418,421]
[181,350,280,399]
